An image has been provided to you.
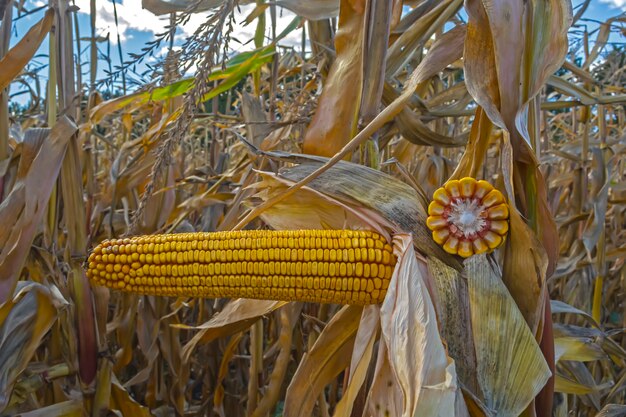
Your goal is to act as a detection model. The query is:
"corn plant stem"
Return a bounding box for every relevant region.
[111,0,126,94]
[89,0,96,93]
[0,1,10,164]
[44,19,58,249]
[249,307,295,417]
[246,319,263,416]
[0,1,11,203]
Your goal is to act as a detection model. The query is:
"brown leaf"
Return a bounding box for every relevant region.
[0,9,54,91]
[180,299,286,362]
[283,305,363,417]
[0,282,68,411]
[332,305,379,417]
[303,0,365,157]
[0,117,75,304]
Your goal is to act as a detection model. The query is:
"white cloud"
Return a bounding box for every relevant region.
[74,0,170,42]
[73,0,303,50]
[600,0,626,9]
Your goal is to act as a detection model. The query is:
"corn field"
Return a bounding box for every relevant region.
[0,0,625,416]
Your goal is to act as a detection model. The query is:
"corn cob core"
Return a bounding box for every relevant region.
[426,177,510,258]
[87,229,396,305]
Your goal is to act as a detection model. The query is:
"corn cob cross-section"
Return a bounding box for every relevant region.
[87,229,396,305]
[426,177,510,258]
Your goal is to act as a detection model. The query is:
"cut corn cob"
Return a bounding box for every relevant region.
[426,177,509,258]
[87,229,396,305]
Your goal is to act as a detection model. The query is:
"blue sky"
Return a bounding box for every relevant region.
[6,0,626,104]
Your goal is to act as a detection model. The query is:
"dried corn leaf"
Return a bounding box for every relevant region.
[179,299,286,361]
[0,9,54,92]
[554,374,610,396]
[0,282,68,412]
[110,376,153,416]
[302,0,365,157]
[283,305,363,417]
[16,400,83,417]
[555,337,606,362]
[0,118,75,304]
[275,0,339,20]
[332,305,379,417]
[465,255,550,416]
[594,404,626,417]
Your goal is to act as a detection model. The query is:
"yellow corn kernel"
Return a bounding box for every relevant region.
[433,188,451,205]
[426,216,448,230]
[443,237,460,255]
[87,229,397,306]
[487,204,509,220]
[457,240,473,258]
[444,180,461,198]
[483,231,503,249]
[427,201,445,216]
[482,189,505,208]
[490,220,509,235]
[459,177,476,198]
[432,228,450,245]
[472,238,489,255]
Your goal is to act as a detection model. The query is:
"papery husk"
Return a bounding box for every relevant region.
[464,255,551,417]
[366,234,468,417]
[251,172,392,237]
[427,258,480,400]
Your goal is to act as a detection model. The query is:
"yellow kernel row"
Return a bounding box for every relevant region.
[87,230,397,305]
[90,246,393,266]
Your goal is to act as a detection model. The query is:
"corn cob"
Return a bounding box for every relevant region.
[87,229,396,305]
[426,177,509,258]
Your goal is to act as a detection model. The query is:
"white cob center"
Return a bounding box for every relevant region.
[448,198,487,237]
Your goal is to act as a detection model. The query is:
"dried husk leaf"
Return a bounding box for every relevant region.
[371,234,467,417]
[427,257,480,399]
[464,255,551,417]
[269,155,461,268]
[251,173,388,236]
